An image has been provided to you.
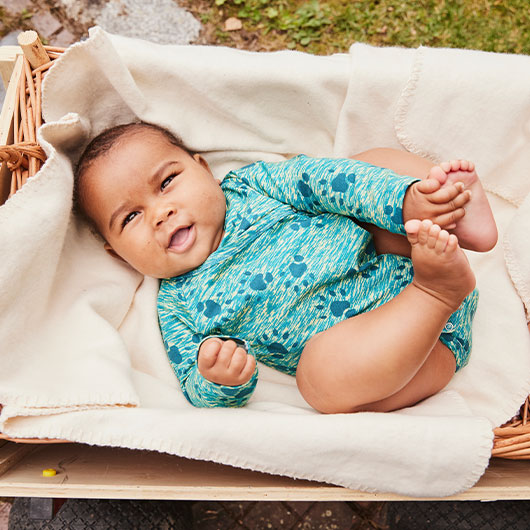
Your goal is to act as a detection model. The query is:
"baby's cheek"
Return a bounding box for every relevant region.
[121,238,152,268]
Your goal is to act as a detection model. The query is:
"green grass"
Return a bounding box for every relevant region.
[183,0,530,55]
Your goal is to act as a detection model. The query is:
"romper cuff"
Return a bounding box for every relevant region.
[197,335,250,353]
[184,336,258,408]
[389,177,420,235]
[186,364,259,408]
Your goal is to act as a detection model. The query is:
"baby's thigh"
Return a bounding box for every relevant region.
[355,341,456,413]
[352,147,434,179]
[294,324,360,412]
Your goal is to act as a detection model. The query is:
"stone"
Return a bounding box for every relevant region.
[54,0,105,28]
[1,0,34,15]
[95,0,201,45]
[51,27,78,47]
[31,10,63,38]
[0,31,20,46]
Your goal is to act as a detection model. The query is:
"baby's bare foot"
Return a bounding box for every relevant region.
[428,160,497,252]
[405,219,475,311]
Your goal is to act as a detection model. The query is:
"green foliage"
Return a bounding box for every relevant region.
[214,0,333,47]
[20,9,33,21]
[188,0,529,55]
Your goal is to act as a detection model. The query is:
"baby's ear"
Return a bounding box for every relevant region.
[104,243,126,263]
[193,153,213,175]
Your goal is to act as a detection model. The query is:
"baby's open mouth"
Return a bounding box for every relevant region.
[168,225,194,251]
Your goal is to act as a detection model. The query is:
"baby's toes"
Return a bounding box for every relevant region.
[446,233,459,253]
[427,223,441,249]
[434,228,450,254]
[417,219,433,245]
[427,165,448,185]
[449,160,462,172]
[440,161,452,173]
[404,219,422,245]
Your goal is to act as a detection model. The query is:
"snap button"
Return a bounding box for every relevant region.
[443,322,455,332]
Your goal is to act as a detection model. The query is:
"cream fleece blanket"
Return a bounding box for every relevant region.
[1,27,529,497]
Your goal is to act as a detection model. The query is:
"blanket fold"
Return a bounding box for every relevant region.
[1,27,529,497]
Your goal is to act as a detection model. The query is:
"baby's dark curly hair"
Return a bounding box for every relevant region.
[73,121,190,228]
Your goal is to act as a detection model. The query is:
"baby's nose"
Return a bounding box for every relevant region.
[155,205,175,226]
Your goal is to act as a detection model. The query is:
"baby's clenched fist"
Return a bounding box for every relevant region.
[198,338,255,386]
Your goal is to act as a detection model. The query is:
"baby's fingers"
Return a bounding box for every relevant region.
[198,339,253,385]
[197,338,223,370]
[228,347,255,384]
[216,339,240,368]
[228,347,249,372]
[428,183,469,205]
[433,208,466,228]
[239,354,256,384]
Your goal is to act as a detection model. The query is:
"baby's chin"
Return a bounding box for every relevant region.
[111,255,173,279]
[118,245,211,279]
[137,262,198,280]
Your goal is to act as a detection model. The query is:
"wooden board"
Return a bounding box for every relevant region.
[1,442,530,501]
[0,54,22,205]
[0,46,21,89]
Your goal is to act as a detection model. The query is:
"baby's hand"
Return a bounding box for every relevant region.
[198,338,256,386]
[403,179,471,229]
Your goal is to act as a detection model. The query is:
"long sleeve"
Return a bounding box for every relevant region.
[158,300,258,408]
[224,155,418,235]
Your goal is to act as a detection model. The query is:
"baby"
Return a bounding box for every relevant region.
[74,122,497,413]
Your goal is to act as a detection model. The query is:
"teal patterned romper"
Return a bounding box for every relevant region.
[158,156,478,408]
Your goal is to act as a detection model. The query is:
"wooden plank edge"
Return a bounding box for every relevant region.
[0,55,23,204]
[0,442,38,478]
[0,46,22,89]
[0,482,529,502]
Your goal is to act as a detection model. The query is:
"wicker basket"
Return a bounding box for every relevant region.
[1,32,529,458]
[0,31,61,198]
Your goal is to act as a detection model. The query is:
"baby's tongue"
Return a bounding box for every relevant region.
[171,227,190,247]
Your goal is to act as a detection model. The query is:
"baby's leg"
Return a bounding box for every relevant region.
[354,147,435,177]
[353,148,435,257]
[354,340,456,412]
[296,219,475,413]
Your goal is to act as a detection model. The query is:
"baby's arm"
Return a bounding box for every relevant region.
[225,155,418,235]
[159,312,258,408]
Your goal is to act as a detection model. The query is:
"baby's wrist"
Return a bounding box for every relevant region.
[401,182,418,224]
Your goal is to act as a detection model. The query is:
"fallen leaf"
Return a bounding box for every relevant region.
[225,17,242,31]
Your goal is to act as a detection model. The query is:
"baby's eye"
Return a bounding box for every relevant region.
[122,211,139,228]
[161,175,176,190]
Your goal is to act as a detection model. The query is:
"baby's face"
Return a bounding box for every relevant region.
[81,130,226,278]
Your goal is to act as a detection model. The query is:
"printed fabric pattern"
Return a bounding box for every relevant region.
[158,156,478,408]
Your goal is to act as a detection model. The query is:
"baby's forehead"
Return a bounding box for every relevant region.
[98,130,174,168]
[112,127,172,152]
